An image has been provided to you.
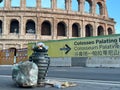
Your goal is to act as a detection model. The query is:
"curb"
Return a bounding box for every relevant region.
[0,65,12,67]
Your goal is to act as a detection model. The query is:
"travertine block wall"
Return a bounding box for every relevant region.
[0,0,115,49]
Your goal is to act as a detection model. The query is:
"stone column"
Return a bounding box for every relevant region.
[3,44,5,49]
[51,21,54,39]
[65,21,69,38]
[36,16,40,39]
[92,1,96,16]
[103,1,108,18]
[52,0,56,11]
[93,21,97,36]
[20,16,25,36]
[77,0,80,12]
[79,25,81,37]
[38,18,42,39]
[91,1,94,15]
[81,19,85,37]
[37,0,41,10]
[79,0,84,14]
[65,0,71,11]
[3,16,7,35]
[105,23,108,35]
[112,26,115,34]
[68,20,72,38]
[4,0,10,10]
[52,18,57,39]
[21,0,26,10]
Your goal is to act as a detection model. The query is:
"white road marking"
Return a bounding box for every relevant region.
[0,75,11,78]
[1,75,120,87]
[47,77,120,87]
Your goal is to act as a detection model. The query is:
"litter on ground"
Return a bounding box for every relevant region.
[45,79,77,89]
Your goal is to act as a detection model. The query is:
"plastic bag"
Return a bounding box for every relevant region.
[12,61,38,87]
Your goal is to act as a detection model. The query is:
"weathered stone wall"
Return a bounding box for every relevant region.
[0,0,115,49]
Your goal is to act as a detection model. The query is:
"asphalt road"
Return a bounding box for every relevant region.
[48,67,120,81]
[0,66,120,81]
[0,66,120,90]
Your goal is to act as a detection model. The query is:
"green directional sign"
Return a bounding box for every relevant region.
[28,34,120,57]
[44,40,73,57]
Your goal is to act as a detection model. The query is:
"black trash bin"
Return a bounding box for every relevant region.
[29,42,50,86]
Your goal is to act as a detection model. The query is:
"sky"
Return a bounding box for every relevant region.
[0,0,119,34]
[106,0,120,34]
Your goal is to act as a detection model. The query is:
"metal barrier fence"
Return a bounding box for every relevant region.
[0,48,28,65]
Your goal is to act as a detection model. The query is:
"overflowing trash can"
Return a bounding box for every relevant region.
[29,42,50,86]
[11,42,77,89]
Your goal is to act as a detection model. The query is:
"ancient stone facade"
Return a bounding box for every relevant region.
[0,0,115,49]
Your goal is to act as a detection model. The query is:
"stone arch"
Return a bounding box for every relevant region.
[10,19,19,33]
[11,0,20,7]
[0,20,2,34]
[108,27,113,35]
[72,0,79,11]
[41,20,51,35]
[97,25,104,36]
[96,2,103,15]
[0,0,3,3]
[41,0,51,8]
[26,20,35,34]
[9,47,17,56]
[57,0,66,10]
[57,21,66,36]
[84,0,92,13]
[0,0,4,7]
[85,24,93,37]
[72,23,80,37]
[26,0,36,7]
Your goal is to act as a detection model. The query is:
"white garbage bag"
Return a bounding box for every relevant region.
[12,61,38,87]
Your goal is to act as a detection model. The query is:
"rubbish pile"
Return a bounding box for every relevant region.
[12,61,77,88]
[12,61,38,87]
[11,42,77,89]
[45,79,77,89]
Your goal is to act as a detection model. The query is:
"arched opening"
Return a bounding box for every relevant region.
[41,0,51,8]
[10,19,19,34]
[11,0,20,7]
[72,0,79,11]
[85,24,93,37]
[97,26,104,36]
[85,0,92,13]
[41,21,51,35]
[0,0,4,8]
[108,28,113,35]
[57,22,66,36]
[72,23,80,37]
[9,47,17,64]
[0,20,2,34]
[9,48,17,56]
[26,20,35,34]
[26,0,36,7]
[57,0,65,10]
[96,2,103,15]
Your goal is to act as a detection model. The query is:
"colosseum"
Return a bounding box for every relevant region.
[0,0,116,49]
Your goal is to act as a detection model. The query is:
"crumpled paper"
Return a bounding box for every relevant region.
[12,61,38,87]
